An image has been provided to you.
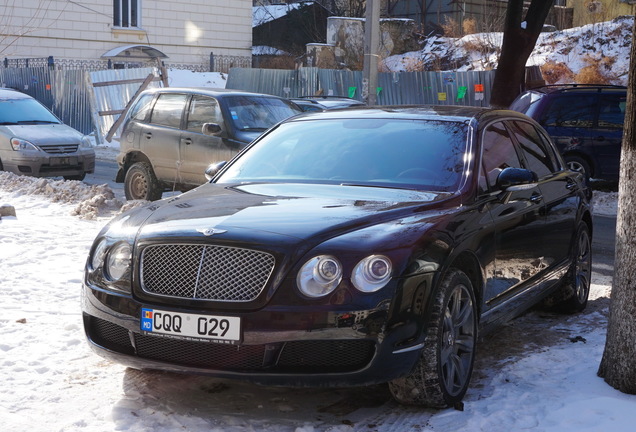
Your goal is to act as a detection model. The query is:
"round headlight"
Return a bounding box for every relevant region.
[297,255,342,298]
[91,239,108,270]
[352,255,392,293]
[106,242,132,281]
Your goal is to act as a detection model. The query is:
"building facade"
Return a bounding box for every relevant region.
[0,0,252,68]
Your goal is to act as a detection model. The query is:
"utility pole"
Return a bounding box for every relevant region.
[363,0,380,105]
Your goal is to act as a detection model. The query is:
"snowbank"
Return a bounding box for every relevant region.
[383,16,633,86]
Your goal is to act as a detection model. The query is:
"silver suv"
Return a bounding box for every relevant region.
[0,88,95,180]
[116,87,302,201]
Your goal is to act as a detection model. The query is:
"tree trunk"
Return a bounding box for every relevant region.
[597,17,636,393]
[490,0,553,108]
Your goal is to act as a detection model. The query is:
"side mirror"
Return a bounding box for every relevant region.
[496,167,538,191]
[202,123,222,136]
[205,161,226,181]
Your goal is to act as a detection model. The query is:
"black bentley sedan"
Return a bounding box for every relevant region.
[82,106,592,408]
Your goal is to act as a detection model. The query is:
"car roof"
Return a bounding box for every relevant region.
[294,96,365,107]
[526,84,627,95]
[140,87,291,99]
[286,105,533,124]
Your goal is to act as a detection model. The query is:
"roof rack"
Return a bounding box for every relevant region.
[528,83,626,92]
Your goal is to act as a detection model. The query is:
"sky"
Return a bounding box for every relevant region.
[0,15,634,432]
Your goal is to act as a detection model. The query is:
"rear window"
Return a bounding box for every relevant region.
[598,95,626,129]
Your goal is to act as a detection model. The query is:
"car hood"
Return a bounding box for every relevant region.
[1,123,83,144]
[128,183,453,246]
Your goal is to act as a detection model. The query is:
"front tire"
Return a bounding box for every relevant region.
[64,173,86,181]
[389,268,477,407]
[124,162,162,201]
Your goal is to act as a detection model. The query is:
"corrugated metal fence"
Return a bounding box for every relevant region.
[0,66,501,141]
[88,68,163,143]
[226,68,496,107]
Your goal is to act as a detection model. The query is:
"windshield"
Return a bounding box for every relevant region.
[0,98,60,125]
[216,118,469,192]
[225,96,301,132]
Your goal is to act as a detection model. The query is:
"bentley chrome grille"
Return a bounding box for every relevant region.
[140,244,275,302]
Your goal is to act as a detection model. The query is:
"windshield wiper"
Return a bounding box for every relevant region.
[241,127,267,132]
[339,182,425,191]
[16,120,59,124]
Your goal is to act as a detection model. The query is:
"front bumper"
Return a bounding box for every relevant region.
[3,150,95,177]
[81,282,427,387]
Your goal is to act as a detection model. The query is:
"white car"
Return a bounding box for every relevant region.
[0,88,95,180]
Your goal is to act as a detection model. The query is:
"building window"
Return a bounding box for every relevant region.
[114,0,140,28]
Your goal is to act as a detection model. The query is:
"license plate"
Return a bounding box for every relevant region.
[140,308,241,343]
[50,157,75,166]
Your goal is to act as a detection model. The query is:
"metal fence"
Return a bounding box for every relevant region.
[88,68,164,143]
[226,67,496,107]
[0,61,504,142]
[0,54,252,138]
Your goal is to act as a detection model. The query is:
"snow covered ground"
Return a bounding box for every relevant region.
[0,168,631,432]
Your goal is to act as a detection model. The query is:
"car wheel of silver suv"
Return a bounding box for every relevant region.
[124,161,162,201]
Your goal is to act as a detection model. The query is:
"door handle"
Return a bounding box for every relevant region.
[530,193,543,203]
[182,138,192,145]
[144,132,152,139]
[566,178,577,190]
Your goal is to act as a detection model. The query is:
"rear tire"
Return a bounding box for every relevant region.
[565,155,592,184]
[124,162,162,201]
[544,222,592,313]
[389,268,477,407]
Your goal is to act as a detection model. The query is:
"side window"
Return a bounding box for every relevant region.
[598,95,626,129]
[129,93,154,122]
[540,95,596,128]
[149,93,187,129]
[509,121,554,178]
[186,96,222,133]
[479,122,523,193]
